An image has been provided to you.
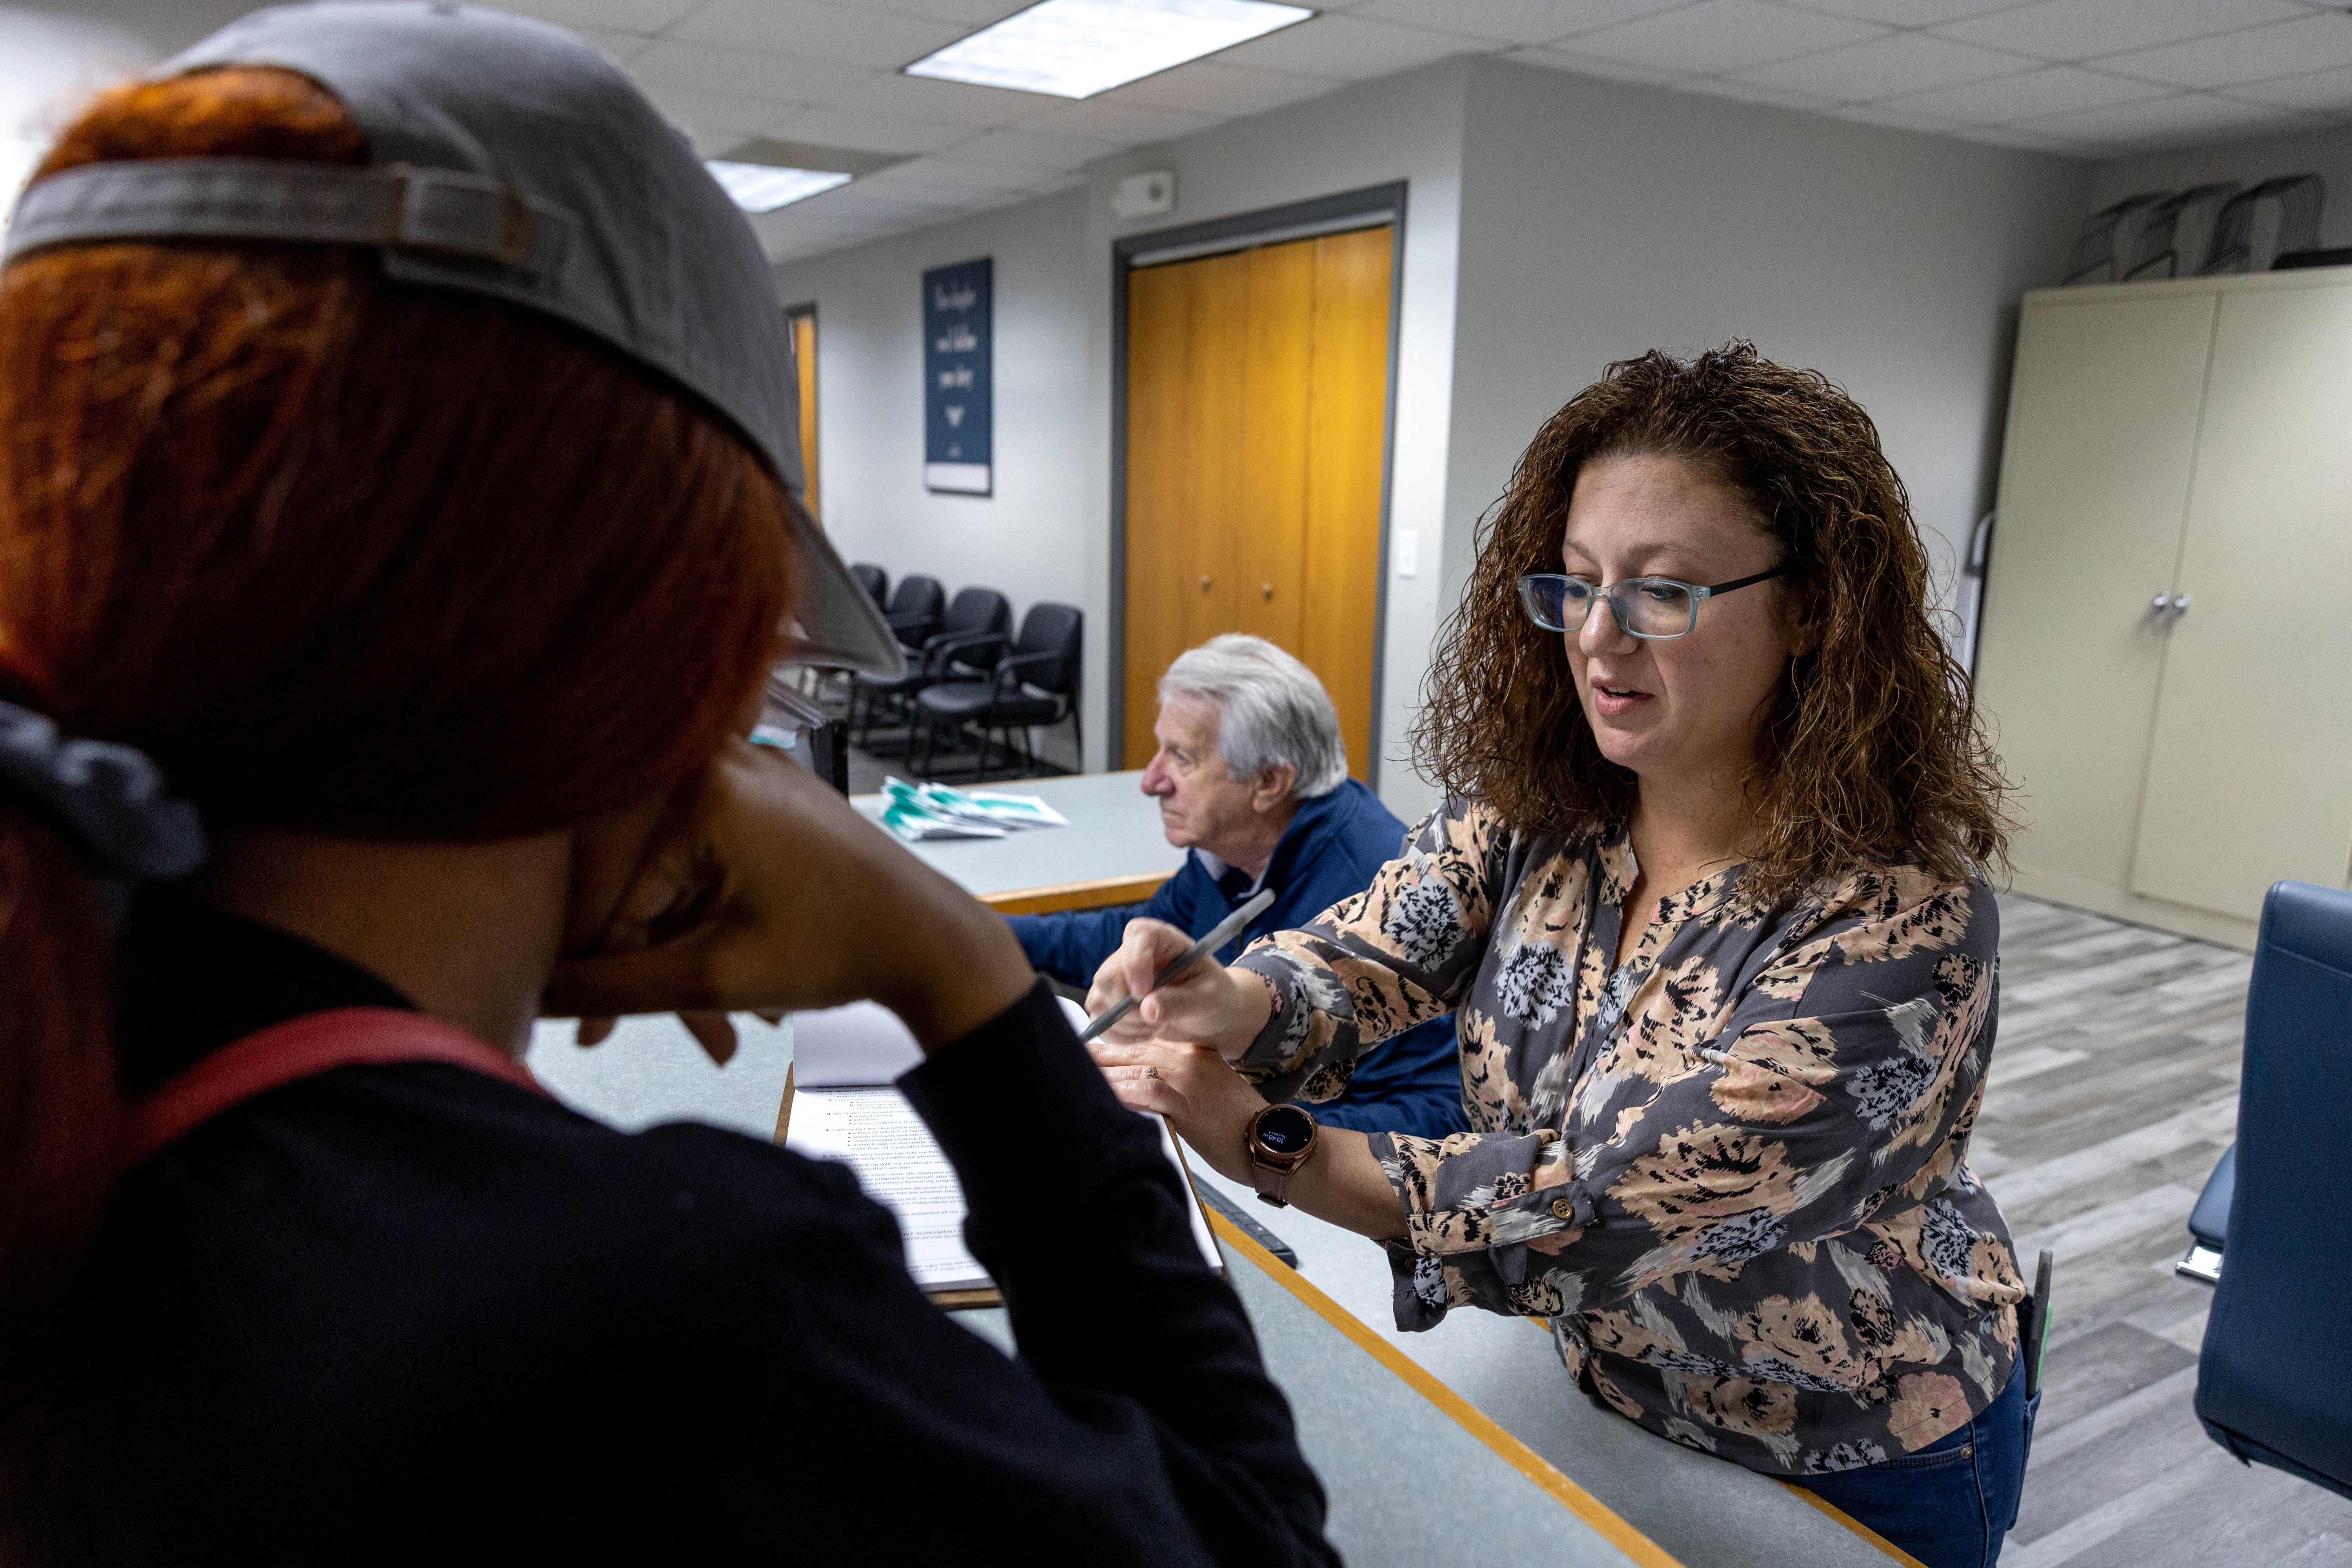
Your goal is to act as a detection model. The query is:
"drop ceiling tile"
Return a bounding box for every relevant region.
[1348,0,1689,46]
[1099,60,1342,117]
[1569,0,1886,77]
[638,83,802,138]
[781,185,921,222]
[573,25,655,64]
[1215,13,1472,79]
[2094,13,2352,89]
[765,106,980,154]
[2024,88,2303,147]
[1880,63,2171,124]
[797,181,971,219]
[1017,98,1220,142]
[1676,77,1840,110]
[491,0,702,34]
[814,68,1055,127]
[675,124,750,156]
[670,1,967,70]
[948,127,1121,168]
[2224,62,2352,113]
[1775,0,2014,24]
[869,153,1069,192]
[1731,30,2034,101]
[1826,101,1969,131]
[1933,0,2310,62]
[810,0,1031,22]
[628,38,850,102]
[1498,45,1691,83]
[1953,123,2105,156]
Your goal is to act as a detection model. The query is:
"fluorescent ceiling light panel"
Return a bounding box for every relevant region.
[904,0,1313,100]
[706,161,853,212]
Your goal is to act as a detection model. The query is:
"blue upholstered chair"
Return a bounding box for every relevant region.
[2192,880,2352,1501]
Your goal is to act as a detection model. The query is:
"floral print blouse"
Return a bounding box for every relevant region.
[1229,797,2025,1477]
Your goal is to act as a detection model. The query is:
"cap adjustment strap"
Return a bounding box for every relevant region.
[2,157,570,276]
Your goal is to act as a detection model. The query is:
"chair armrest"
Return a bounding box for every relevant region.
[885,610,939,632]
[994,650,1065,688]
[920,629,1005,676]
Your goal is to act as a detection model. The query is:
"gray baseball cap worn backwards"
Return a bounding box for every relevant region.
[2,0,905,680]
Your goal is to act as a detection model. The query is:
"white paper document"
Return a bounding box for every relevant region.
[784,998,1222,1294]
[786,1086,993,1291]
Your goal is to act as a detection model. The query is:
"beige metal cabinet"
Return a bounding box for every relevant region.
[1978,266,2352,948]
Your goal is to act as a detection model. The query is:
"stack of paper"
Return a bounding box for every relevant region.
[784,998,1221,1295]
[877,777,1071,843]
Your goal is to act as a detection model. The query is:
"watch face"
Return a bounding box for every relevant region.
[1256,1105,1316,1156]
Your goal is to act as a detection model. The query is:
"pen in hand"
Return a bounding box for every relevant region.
[1077,888,1276,1045]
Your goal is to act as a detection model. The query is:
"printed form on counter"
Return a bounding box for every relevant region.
[784,997,1222,1296]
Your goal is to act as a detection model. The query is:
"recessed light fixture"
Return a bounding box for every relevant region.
[706,161,853,214]
[904,0,1312,101]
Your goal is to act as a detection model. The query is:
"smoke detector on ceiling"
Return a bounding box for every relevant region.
[1111,170,1176,220]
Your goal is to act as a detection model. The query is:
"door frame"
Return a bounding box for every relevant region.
[1108,180,1408,779]
[783,299,819,513]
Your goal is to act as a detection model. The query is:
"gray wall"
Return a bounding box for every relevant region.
[2088,123,2352,253]
[775,62,1470,803]
[774,58,2095,821]
[775,189,1095,772]
[1443,59,2090,675]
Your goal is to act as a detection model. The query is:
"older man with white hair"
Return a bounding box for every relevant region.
[1009,635,1465,1138]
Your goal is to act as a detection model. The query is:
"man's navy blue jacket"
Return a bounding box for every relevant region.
[1007,779,1466,1138]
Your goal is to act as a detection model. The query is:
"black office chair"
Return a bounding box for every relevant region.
[2193,880,2352,1501]
[849,562,888,611]
[911,603,1082,782]
[852,586,1009,752]
[882,574,945,654]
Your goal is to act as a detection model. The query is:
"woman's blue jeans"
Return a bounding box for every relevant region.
[1785,1359,2039,1568]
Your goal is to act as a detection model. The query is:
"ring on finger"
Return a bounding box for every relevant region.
[1142,1066,1157,1078]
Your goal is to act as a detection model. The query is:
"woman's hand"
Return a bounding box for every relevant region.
[1085,918,1273,1058]
[545,738,1032,1052]
[1087,1038,1269,1183]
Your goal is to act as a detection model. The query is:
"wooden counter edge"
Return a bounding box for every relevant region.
[979,869,1175,916]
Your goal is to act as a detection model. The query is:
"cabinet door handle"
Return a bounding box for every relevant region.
[2151,591,2172,614]
[1198,574,1211,591]
[2170,591,2191,620]
[1261,582,1274,600]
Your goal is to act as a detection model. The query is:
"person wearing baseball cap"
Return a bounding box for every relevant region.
[0,7,1332,1562]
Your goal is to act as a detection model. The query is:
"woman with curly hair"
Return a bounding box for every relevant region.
[1091,343,2034,1567]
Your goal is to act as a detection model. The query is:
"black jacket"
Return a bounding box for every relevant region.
[44,899,1336,1565]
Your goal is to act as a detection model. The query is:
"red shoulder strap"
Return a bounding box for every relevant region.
[119,1007,546,1172]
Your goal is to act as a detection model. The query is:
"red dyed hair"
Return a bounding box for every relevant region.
[0,68,789,1386]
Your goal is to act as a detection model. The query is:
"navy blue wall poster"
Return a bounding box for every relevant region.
[923,257,992,495]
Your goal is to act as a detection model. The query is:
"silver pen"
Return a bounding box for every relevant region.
[1076,887,1276,1045]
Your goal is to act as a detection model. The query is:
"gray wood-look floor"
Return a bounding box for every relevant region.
[1986,894,2352,1568]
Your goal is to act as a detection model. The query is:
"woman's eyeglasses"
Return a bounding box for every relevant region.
[1516,568,1784,640]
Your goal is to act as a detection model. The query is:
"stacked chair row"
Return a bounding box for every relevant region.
[846,564,1082,783]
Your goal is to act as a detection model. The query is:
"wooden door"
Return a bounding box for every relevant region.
[789,309,820,516]
[1974,291,2216,898]
[2128,279,2352,918]
[1123,226,1392,775]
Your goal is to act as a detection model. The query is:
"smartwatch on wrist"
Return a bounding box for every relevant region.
[1245,1103,1319,1209]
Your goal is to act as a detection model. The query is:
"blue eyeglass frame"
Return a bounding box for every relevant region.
[1516,568,1785,639]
